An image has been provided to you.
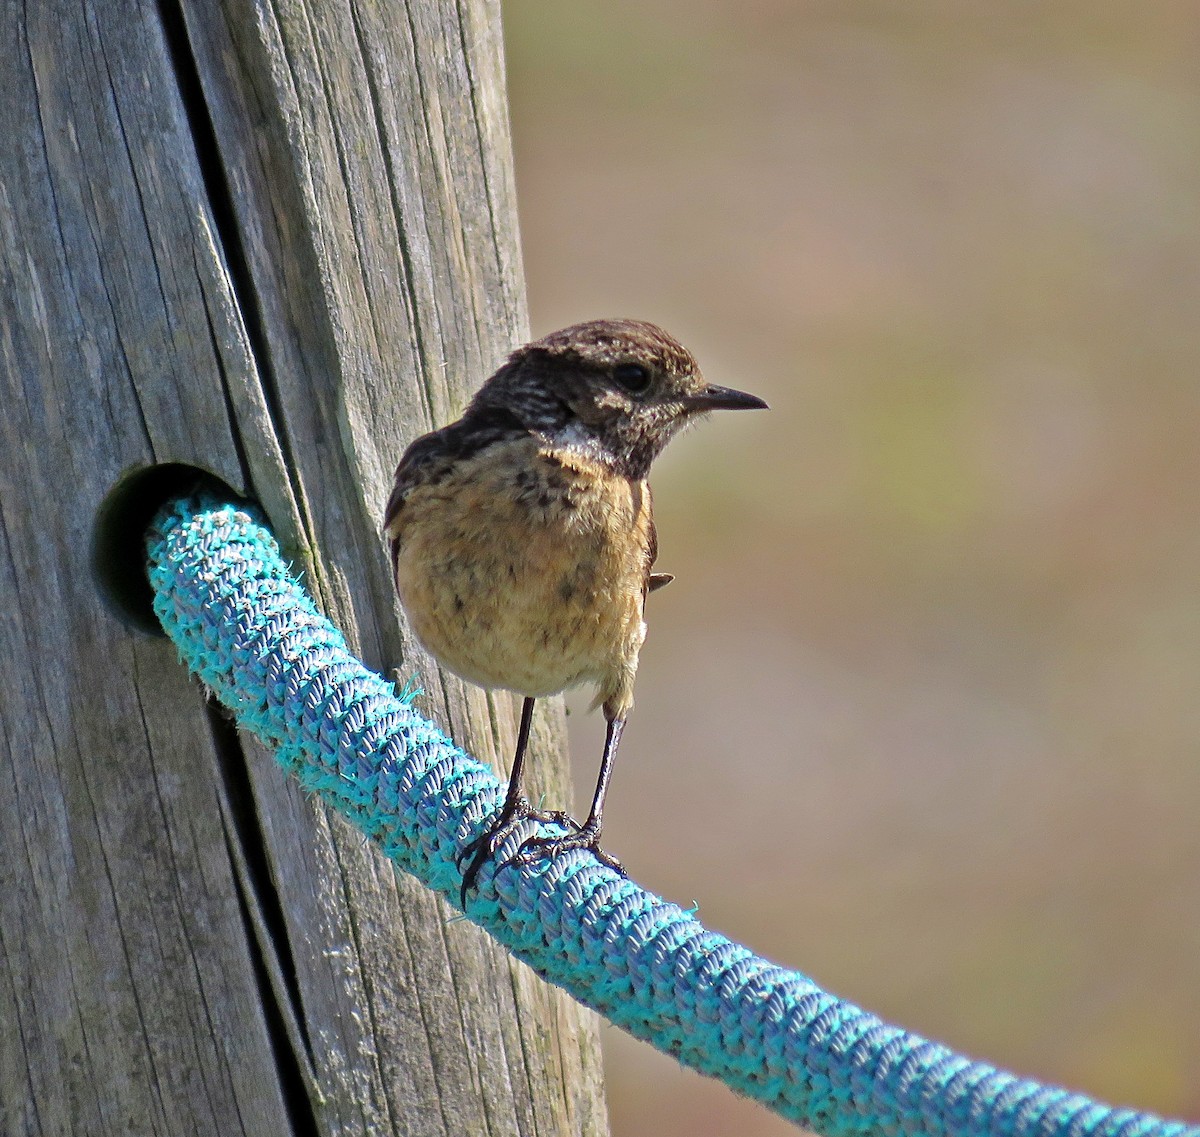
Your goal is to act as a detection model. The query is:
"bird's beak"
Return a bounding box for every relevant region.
[682,384,769,412]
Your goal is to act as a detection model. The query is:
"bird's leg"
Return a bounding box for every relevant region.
[512,715,626,874]
[458,697,575,906]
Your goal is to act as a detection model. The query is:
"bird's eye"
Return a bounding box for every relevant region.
[613,362,652,394]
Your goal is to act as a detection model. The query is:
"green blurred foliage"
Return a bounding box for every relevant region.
[501,3,1200,1134]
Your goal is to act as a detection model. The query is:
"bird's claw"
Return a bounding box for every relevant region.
[457,797,579,908]
[509,825,624,875]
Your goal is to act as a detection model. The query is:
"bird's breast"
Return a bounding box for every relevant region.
[391,437,651,706]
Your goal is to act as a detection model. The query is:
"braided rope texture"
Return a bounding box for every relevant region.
[146,497,1196,1137]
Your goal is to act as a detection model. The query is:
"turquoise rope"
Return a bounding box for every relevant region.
[146,497,1196,1137]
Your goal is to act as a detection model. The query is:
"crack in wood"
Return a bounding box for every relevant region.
[208,703,321,1135]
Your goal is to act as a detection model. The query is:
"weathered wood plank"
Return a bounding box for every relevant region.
[0,0,607,1133]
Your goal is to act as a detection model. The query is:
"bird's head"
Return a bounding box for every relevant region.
[470,318,767,479]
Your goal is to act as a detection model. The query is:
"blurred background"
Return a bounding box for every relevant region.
[500,3,1200,1134]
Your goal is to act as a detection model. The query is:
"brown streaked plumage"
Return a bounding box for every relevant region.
[383,318,767,905]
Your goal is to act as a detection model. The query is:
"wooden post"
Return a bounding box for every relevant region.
[0,1,608,1133]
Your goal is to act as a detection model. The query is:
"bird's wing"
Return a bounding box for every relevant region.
[642,485,674,596]
[383,427,455,559]
[383,408,527,570]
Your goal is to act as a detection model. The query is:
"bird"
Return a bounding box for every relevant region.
[383,318,767,906]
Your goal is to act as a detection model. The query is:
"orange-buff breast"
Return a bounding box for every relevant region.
[391,438,650,718]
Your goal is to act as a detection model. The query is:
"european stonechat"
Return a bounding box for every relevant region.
[383,319,767,905]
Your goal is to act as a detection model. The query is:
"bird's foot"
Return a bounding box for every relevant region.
[457,797,577,908]
[510,823,624,875]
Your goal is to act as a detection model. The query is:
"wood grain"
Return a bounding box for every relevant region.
[0,1,607,1132]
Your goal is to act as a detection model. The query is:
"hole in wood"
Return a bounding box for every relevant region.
[91,463,248,635]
